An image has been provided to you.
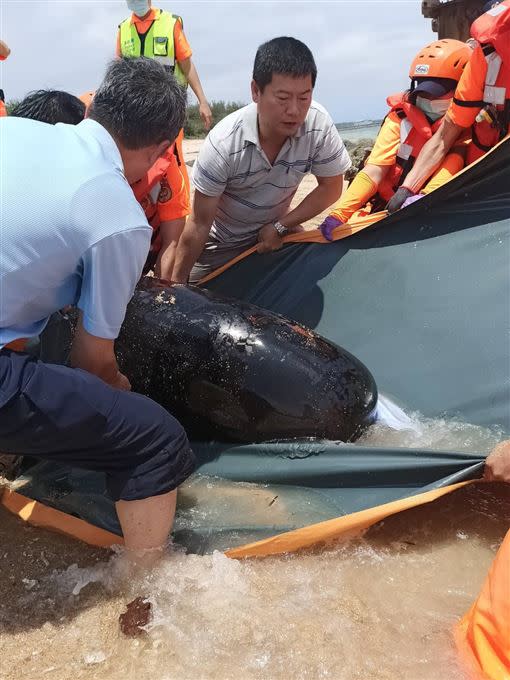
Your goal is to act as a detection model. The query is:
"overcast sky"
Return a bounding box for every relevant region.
[0,0,435,122]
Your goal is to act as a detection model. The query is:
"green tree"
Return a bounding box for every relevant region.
[5,99,20,115]
[184,100,246,138]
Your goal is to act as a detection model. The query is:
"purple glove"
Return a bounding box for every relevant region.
[402,193,425,209]
[319,215,344,242]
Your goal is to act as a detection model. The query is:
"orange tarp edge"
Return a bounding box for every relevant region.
[454,527,510,680]
[1,480,472,554]
[0,487,123,549]
[198,211,387,285]
[225,480,474,558]
[5,482,508,680]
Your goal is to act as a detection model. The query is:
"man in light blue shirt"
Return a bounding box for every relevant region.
[1,116,151,352]
[0,57,195,562]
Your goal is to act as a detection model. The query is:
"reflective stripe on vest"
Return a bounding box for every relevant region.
[484,51,506,105]
[397,118,414,162]
[119,10,187,87]
[376,94,441,201]
[469,46,510,155]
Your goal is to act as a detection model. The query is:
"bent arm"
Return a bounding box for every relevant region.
[329,164,389,222]
[70,313,129,390]
[280,174,344,229]
[421,146,466,194]
[172,191,221,282]
[179,58,207,105]
[179,57,212,130]
[155,218,186,281]
[362,163,389,186]
[401,116,465,193]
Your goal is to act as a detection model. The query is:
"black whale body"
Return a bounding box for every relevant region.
[115,278,378,442]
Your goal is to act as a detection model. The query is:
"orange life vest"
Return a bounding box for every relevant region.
[131,147,175,253]
[376,93,443,202]
[471,0,510,65]
[455,527,510,680]
[467,0,510,161]
[0,100,6,117]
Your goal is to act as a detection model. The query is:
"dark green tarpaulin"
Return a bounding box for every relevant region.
[14,139,510,554]
[207,138,510,432]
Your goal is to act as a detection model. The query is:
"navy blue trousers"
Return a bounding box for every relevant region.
[0,350,195,501]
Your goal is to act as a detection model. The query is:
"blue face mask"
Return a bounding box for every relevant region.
[415,96,452,122]
[127,0,150,17]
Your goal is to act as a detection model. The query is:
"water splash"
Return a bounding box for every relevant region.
[362,394,503,453]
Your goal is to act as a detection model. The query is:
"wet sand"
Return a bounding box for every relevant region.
[1,481,509,680]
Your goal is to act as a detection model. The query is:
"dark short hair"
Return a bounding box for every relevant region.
[88,57,186,150]
[10,89,85,124]
[253,37,317,91]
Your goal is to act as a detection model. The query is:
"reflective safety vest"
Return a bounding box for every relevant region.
[376,93,442,202]
[467,0,510,159]
[119,9,187,87]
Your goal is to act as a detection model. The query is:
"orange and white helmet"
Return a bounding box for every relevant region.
[409,39,471,81]
[408,39,471,98]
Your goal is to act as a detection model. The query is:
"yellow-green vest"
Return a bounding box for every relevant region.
[119,9,187,87]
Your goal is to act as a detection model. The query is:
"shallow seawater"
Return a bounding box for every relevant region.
[1,407,509,680]
[1,481,509,680]
[360,395,505,453]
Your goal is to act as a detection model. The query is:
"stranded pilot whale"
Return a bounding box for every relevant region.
[115,278,378,443]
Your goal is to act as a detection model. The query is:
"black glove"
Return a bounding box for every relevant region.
[386,186,415,214]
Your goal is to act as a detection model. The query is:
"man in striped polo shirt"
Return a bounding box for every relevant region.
[173,36,351,283]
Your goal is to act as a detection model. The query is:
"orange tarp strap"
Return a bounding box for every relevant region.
[4,338,28,352]
[455,528,510,680]
[198,210,387,285]
[0,487,122,549]
[198,133,510,288]
[226,480,474,558]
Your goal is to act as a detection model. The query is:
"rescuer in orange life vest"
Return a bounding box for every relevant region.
[320,38,472,240]
[386,0,510,213]
[79,90,188,277]
[116,0,212,279]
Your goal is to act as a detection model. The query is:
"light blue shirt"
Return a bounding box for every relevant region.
[0,118,151,348]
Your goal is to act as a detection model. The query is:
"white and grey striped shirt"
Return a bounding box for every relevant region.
[190,101,351,279]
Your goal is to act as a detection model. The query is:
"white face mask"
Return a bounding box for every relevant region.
[415,96,452,122]
[127,0,150,16]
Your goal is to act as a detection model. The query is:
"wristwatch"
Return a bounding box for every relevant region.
[273,220,289,237]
